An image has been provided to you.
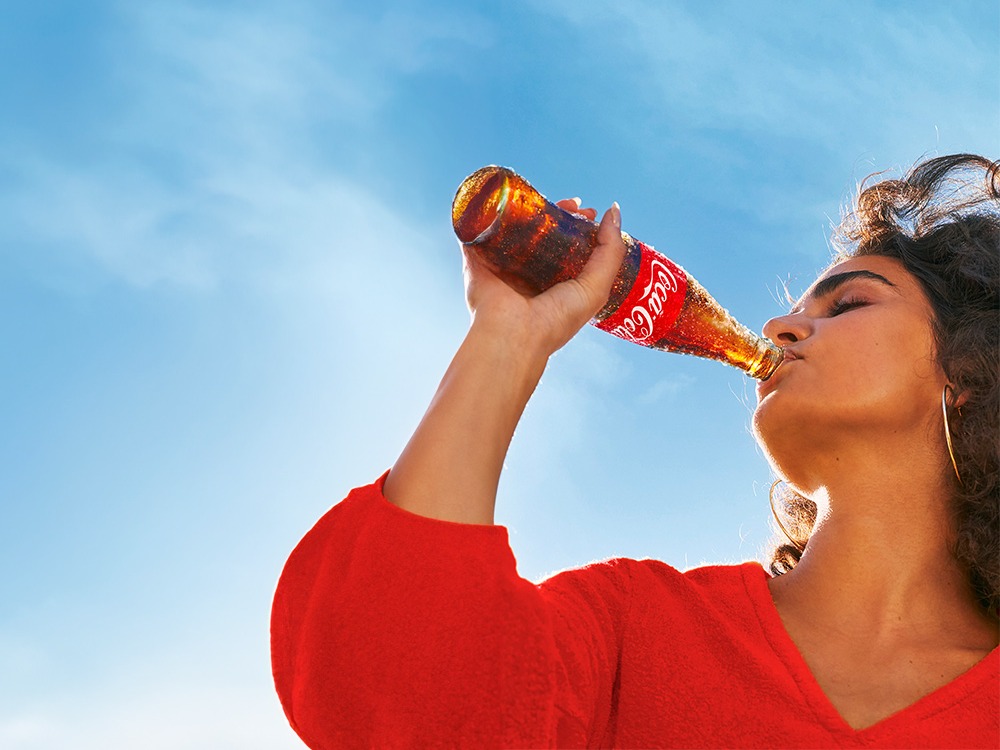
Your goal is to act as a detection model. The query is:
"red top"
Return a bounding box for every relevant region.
[271,474,1000,749]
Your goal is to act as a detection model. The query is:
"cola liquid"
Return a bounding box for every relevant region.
[452,165,783,379]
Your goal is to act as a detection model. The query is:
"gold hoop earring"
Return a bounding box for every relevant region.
[942,385,963,486]
[769,479,805,552]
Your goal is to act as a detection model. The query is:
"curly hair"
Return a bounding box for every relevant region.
[768,154,1000,615]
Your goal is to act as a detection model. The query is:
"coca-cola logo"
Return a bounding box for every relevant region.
[609,258,680,342]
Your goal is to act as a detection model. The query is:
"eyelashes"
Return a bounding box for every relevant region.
[827,296,869,316]
[785,292,874,317]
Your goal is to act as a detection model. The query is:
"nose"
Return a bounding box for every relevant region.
[762,311,812,346]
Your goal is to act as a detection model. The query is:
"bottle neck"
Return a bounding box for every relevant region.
[747,340,784,380]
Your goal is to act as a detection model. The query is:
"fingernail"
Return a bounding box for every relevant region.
[572,196,582,206]
[611,201,621,228]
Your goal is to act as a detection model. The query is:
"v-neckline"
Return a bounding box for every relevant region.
[739,563,1000,741]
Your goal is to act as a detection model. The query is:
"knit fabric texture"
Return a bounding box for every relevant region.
[271,474,1000,749]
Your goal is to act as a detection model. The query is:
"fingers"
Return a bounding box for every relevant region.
[462,202,628,356]
[554,197,582,211]
[554,196,598,221]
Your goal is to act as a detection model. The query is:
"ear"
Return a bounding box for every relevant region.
[945,383,967,410]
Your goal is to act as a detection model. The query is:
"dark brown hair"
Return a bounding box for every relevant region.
[768,154,1000,614]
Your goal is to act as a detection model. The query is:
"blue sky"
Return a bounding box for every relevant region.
[1,1,997,747]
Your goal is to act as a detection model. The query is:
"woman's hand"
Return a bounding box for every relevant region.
[463,200,627,359]
[385,199,626,524]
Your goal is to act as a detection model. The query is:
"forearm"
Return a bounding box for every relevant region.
[385,201,624,524]
[383,319,550,524]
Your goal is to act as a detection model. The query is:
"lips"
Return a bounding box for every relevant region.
[756,348,801,399]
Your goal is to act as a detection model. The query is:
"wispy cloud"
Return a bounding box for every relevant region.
[0,678,300,750]
[534,0,996,153]
[1,6,492,747]
[3,4,990,748]
[1,1,491,294]
[4,153,455,306]
[112,1,492,159]
[637,373,695,404]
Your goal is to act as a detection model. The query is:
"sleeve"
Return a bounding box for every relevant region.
[270,473,632,750]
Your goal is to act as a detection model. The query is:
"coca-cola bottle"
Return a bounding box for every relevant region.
[452,165,784,379]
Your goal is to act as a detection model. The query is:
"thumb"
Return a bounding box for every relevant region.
[574,202,628,310]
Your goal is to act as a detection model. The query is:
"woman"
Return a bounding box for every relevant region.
[271,154,999,748]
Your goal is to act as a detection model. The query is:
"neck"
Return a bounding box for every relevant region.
[771,466,998,650]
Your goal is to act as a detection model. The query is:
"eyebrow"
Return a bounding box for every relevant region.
[792,270,898,313]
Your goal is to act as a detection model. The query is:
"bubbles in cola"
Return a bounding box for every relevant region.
[452,165,783,379]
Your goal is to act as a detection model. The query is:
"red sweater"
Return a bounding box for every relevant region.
[271,475,1000,749]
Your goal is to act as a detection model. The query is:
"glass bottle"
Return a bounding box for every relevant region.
[452,165,783,379]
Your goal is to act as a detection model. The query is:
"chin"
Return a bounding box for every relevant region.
[750,394,781,446]
[751,394,815,477]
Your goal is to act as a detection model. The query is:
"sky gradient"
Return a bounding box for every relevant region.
[2,1,998,747]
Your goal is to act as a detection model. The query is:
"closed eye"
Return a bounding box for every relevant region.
[828,296,869,316]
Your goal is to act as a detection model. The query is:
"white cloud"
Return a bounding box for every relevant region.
[637,373,695,404]
[0,679,300,750]
[5,156,217,289]
[532,0,997,154]
[2,1,486,304]
[0,715,57,749]
[0,8,483,744]
[107,1,492,168]
[3,149,459,308]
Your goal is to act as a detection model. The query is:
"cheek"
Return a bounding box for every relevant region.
[751,339,937,443]
[855,329,939,401]
[752,313,940,443]
[826,315,938,397]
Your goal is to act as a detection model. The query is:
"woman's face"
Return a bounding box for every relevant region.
[752,255,947,489]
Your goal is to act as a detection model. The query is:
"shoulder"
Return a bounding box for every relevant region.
[631,559,769,610]
[538,559,775,673]
[539,557,769,611]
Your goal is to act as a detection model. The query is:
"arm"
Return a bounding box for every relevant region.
[271,476,635,749]
[272,201,630,749]
[384,201,626,524]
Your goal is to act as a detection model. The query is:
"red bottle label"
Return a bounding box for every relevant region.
[595,242,688,344]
